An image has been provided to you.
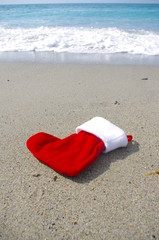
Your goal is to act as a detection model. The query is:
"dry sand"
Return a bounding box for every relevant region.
[0,62,159,240]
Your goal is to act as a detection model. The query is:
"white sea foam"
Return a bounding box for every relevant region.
[0,26,159,55]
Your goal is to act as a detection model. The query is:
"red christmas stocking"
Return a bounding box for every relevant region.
[27,117,132,176]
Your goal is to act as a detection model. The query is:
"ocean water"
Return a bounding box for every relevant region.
[0,3,159,56]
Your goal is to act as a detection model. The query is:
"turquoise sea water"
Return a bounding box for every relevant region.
[0,3,159,57]
[0,3,159,31]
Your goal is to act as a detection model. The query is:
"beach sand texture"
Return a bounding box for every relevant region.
[0,63,159,239]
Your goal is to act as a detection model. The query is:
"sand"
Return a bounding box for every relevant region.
[0,62,159,240]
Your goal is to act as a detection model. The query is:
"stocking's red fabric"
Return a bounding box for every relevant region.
[27,131,106,176]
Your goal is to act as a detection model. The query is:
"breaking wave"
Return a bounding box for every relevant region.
[0,26,159,55]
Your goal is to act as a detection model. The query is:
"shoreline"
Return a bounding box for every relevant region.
[0,62,159,239]
[0,51,159,65]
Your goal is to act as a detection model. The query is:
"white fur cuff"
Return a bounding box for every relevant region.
[76,117,128,153]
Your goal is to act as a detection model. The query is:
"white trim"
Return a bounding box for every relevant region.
[76,117,128,153]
